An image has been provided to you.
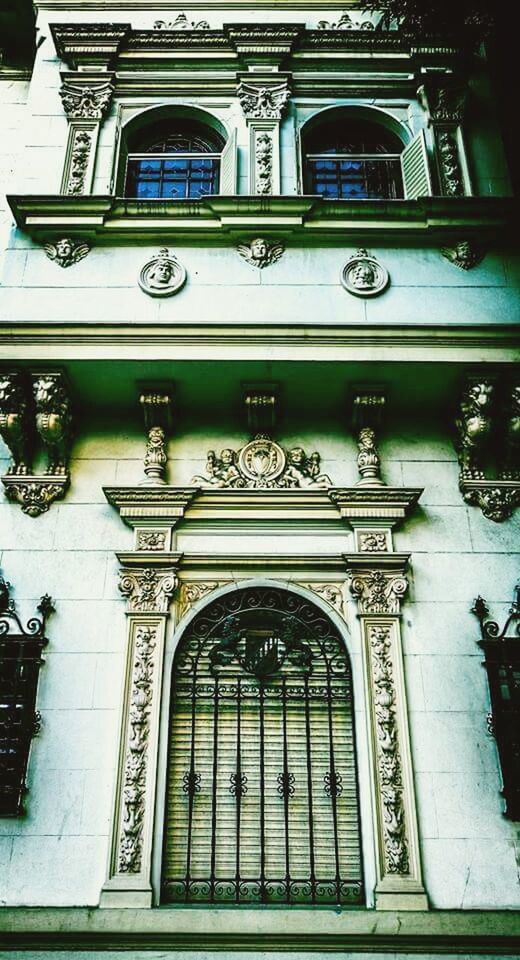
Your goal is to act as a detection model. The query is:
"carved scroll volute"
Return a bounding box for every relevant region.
[101,563,177,906]
[347,562,428,909]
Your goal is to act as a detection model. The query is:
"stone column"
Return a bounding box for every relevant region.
[100,560,179,907]
[59,72,114,195]
[418,79,469,196]
[237,75,290,195]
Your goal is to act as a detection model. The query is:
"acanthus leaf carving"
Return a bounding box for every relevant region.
[60,78,114,120]
[2,477,69,517]
[154,13,210,30]
[237,79,290,120]
[369,623,409,875]
[359,531,388,553]
[119,567,177,614]
[178,581,223,620]
[348,569,408,615]
[302,583,345,616]
[118,625,157,874]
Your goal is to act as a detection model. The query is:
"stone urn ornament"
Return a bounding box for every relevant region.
[138,248,187,297]
[340,248,389,297]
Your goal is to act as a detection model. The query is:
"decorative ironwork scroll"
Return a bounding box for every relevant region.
[472,585,520,819]
[162,586,363,905]
[0,576,54,815]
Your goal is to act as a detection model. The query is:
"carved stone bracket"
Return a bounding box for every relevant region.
[60,75,114,120]
[2,476,69,517]
[0,371,72,516]
[455,377,520,521]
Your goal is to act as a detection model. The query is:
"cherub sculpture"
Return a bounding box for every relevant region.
[44,237,89,269]
[237,237,285,270]
[441,240,483,271]
[285,447,331,488]
[455,379,494,478]
[33,374,72,475]
[0,373,33,475]
[192,448,243,488]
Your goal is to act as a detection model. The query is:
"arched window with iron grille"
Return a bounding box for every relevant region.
[162,586,364,905]
[125,119,225,200]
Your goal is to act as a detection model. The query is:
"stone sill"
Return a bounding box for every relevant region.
[0,907,519,953]
[8,195,515,243]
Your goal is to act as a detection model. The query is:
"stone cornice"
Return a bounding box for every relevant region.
[330,487,422,523]
[1,905,519,953]
[7,195,516,244]
[0,325,517,364]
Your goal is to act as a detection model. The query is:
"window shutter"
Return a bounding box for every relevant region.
[219,127,237,195]
[400,130,432,199]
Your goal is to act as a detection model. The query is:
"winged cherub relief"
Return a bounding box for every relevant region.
[237,237,285,269]
[44,237,90,269]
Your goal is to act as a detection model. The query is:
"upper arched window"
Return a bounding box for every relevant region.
[125,119,226,199]
[162,586,363,906]
[304,116,405,199]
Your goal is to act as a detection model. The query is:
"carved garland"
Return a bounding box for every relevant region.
[255,131,273,195]
[369,624,410,875]
[66,129,93,195]
[118,625,157,873]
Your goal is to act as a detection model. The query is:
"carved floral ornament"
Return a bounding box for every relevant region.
[66,129,92,196]
[60,78,114,121]
[138,248,186,297]
[255,132,274,195]
[237,80,291,121]
[317,12,375,30]
[192,438,331,489]
[119,568,177,614]
[348,569,408,616]
[154,13,210,30]
[118,623,157,874]
[340,249,389,297]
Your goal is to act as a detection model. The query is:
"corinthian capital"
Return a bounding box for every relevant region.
[119,567,177,614]
[237,78,290,120]
[60,76,114,120]
[348,568,408,615]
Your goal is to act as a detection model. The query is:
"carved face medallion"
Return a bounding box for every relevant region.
[139,248,186,297]
[340,249,389,297]
[238,437,286,485]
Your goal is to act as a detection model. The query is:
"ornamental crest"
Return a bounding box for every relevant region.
[192,438,331,489]
[138,248,186,297]
[340,249,389,297]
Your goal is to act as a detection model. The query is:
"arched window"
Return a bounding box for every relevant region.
[162,586,364,906]
[304,115,405,199]
[125,119,226,199]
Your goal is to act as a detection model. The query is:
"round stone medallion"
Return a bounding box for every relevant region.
[138,248,186,298]
[340,249,389,298]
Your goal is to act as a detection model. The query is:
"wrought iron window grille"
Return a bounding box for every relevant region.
[0,574,54,816]
[162,586,364,906]
[472,583,520,820]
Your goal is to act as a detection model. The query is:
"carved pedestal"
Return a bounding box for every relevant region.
[100,560,180,907]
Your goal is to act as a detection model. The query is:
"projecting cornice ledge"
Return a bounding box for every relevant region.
[8,195,516,243]
[0,907,518,953]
